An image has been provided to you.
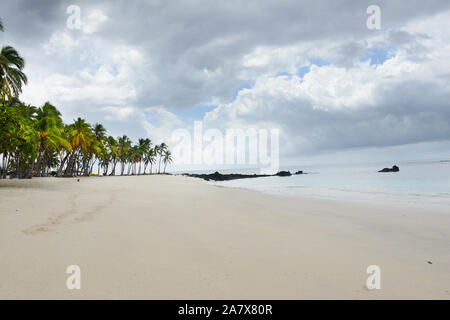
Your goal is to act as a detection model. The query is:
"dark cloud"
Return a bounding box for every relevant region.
[2,0,449,108]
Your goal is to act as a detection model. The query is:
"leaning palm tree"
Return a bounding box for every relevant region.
[162,150,172,173]
[157,143,167,174]
[0,18,27,99]
[62,118,93,176]
[143,145,155,174]
[117,135,131,175]
[91,123,106,174]
[137,138,151,175]
[0,46,28,99]
[106,136,118,175]
[34,102,71,176]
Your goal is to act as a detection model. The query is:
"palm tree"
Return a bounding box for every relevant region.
[0,46,28,99]
[62,117,93,176]
[105,136,118,175]
[93,123,106,143]
[34,102,71,176]
[156,143,168,174]
[91,123,106,174]
[0,99,38,178]
[143,143,155,174]
[162,150,172,173]
[137,138,151,175]
[0,18,27,99]
[117,135,131,175]
[0,18,26,98]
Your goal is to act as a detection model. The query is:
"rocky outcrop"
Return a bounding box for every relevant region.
[378,165,400,173]
[276,171,291,176]
[184,170,296,181]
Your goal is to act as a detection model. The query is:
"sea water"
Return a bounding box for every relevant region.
[201,160,450,206]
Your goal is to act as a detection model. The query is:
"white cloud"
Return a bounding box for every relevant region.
[203,11,450,156]
[102,106,137,121]
[82,9,108,34]
[141,107,186,144]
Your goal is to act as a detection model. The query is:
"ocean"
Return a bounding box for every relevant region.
[199,160,450,206]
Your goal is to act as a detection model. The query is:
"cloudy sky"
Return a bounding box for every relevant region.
[1,0,450,169]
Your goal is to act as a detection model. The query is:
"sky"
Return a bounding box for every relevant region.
[1,0,450,170]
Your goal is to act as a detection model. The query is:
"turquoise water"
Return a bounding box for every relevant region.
[206,160,450,205]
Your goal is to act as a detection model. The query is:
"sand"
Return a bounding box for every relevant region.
[0,175,449,299]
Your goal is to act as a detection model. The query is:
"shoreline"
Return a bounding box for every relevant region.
[1,175,449,299]
[208,181,450,210]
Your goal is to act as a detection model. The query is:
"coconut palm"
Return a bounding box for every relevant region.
[93,123,106,142]
[162,150,172,173]
[0,99,38,178]
[34,102,71,176]
[104,136,118,175]
[0,18,27,98]
[156,143,168,174]
[136,138,151,175]
[90,123,107,174]
[62,118,93,176]
[143,145,156,174]
[117,135,131,175]
[0,46,28,99]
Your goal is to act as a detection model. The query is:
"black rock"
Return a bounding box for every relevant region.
[295,170,303,175]
[183,170,293,181]
[276,171,291,177]
[378,165,400,173]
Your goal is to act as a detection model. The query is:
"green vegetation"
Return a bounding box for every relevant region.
[0,18,172,179]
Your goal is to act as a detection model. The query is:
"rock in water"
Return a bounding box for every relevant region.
[276,171,292,177]
[184,170,293,181]
[378,165,400,173]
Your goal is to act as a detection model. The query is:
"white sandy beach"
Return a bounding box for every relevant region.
[0,175,449,299]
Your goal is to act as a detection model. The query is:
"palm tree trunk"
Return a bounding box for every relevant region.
[2,153,9,179]
[158,156,162,174]
[34,151,44,177]
[143,163,148,175]
[89,159,95,175]
[2,153,9,178]
[15,151,21,179]
[57,152,70,177]
[110,159,117,176]
[64,151,77,177]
